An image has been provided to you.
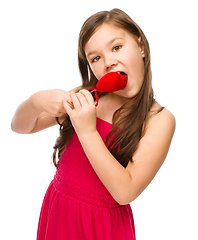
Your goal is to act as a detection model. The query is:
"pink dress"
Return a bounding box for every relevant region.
[37,118,136,240]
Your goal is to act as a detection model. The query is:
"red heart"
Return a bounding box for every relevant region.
[88,72,127,106]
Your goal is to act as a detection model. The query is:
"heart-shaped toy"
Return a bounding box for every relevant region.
[88,72,127,106]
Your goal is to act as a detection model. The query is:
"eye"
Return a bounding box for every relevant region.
[113,45,122,52]
[92,56,101,63]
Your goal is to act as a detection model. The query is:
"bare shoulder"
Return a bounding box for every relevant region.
[147,101,176,136]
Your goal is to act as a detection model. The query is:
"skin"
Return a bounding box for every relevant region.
[11,23,175,205]
[85,23,145,100]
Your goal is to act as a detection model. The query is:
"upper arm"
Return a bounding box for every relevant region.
[126,108,176,201]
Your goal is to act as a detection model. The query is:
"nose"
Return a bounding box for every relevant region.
[105,56,118,72]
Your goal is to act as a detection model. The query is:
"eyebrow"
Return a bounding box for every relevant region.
[86,37,124,57]
[108,37,124,46]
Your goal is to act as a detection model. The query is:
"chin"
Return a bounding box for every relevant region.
[123,89,139,99]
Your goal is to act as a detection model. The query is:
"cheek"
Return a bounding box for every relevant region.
[124,43,144,67]
[128,54,144,79]
[89,63,103,81]
[130,51,143,65]
[126,65,144,97]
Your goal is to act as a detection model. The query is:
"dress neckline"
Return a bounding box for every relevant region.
[97,117,112,126]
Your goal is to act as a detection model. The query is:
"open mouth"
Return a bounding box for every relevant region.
[117,71,128,79]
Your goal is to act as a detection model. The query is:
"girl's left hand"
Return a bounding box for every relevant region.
[63,90,97,137]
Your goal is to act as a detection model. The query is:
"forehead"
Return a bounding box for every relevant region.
[85,23,130,52]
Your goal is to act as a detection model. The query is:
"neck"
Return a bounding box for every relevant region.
[96,93,128,124]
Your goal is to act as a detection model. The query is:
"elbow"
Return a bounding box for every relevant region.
[11,117,21,133]
[112,188,138,206]
[11,124,22,134]
[11,120,21,134]
[110,173,139,205]
[11,119,17,133]
[115,195,136,206]
[11,119,30,134]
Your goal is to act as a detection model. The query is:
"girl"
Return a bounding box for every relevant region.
[11,8,175,240]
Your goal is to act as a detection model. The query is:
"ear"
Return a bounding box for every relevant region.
[138,37,145,58]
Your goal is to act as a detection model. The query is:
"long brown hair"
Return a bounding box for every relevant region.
[53,8,158,168]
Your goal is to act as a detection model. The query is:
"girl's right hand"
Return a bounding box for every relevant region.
[32,89,72,117]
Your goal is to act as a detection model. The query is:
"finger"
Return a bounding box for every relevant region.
[64,92,72,103]
[70,91,82,109]
[62,99,73,115]
[79,89,95,105]
[62,92,74,109]
[76,92,89,107]
[68,101,74,109]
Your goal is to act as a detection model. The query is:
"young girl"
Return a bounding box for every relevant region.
[11,8,175,240]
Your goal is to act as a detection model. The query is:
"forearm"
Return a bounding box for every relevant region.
[11,94,42,134]
[78,131,133,205]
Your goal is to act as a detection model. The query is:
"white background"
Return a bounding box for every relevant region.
[1,0,197,239]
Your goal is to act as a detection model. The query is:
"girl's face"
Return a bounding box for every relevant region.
[85,23,145,99]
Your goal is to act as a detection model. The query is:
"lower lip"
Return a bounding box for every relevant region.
[122,77,128,90]
[122,84,127,90]
[115,81,128,92]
